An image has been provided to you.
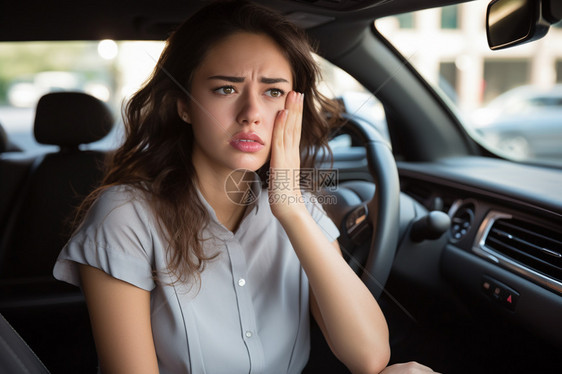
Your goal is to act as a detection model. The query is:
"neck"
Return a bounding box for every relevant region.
[194,165,249,233]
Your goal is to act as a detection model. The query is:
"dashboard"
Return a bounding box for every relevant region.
[398,156,562,347]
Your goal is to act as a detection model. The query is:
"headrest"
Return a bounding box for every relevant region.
[34,92,113,147]
[0,122,8,153]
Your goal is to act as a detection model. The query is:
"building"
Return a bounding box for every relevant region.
[376,1,562,112]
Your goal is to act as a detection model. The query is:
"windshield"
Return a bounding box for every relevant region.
[376,2,562,166]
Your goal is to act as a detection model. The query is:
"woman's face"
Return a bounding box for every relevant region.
[180,32,293,178]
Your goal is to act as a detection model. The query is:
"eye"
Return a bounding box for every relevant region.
[265,88,285,98]
[214,86,236,95]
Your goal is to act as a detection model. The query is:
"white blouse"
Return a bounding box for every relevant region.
[53,184,339,373]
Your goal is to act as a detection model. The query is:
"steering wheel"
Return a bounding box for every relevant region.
[324,115,400,300]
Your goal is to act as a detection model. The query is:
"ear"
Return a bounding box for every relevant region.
[177,98,191,123]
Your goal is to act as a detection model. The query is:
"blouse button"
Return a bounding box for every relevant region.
[245,330,253,338]
[238,278,246,287]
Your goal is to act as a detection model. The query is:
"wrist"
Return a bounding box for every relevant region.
[272,199,310,225]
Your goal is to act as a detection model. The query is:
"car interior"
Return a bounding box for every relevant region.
[0,0,561,373]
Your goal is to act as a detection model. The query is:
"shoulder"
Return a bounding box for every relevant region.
[55,184,159,290]
[75,184,158,247]
[94,184,148,209]
[85,185,152,225]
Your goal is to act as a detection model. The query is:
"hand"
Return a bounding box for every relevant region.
[268,91,304,221]
[379,362,440,374]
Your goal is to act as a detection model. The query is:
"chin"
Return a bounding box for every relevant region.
[231,156,268,173]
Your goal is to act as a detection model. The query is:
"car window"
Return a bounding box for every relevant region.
[316,57,390,150]
[376,2,562,166]
[0,41,387,155]
[0,41,164,154]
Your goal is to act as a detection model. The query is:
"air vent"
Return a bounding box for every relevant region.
[474,211,562,294]
[449,202,475,241]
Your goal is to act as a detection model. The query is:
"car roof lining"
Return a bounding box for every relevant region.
[0,0,475,42]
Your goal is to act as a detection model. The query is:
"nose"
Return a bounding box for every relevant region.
[236,91,262,126]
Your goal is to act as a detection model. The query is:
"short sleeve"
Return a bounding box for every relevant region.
[303,191,340,243]
[53,186,157,291]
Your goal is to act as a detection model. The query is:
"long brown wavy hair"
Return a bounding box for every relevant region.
[75,0,341,285]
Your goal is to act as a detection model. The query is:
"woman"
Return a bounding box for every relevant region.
[54,1,435,373]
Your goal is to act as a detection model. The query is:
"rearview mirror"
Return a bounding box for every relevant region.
[486,0,550,50]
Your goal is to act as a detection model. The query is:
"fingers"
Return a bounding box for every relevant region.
[271,91,303,167]
[284,91,303,147]
[272,109,288,156]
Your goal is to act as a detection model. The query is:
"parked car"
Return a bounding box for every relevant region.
[470,84,562,160]
[0,0,561,373]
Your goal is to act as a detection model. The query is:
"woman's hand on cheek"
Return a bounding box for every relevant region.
[268,91,305,221]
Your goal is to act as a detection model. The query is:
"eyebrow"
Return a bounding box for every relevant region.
[261,77,289,84]
[208,75,289,84]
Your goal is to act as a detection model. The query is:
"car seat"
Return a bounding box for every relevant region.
[0,122,30,233]
[0,312,50,373]
[0,122,8,153]
[0,91,113,373]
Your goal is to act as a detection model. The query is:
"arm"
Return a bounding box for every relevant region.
[282,211,390,374]
[269,91,390,373]
[79,264,159,374]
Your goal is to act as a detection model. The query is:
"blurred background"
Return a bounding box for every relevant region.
[1,1,561,164]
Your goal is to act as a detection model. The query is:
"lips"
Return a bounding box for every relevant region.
[229,132,265,153]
